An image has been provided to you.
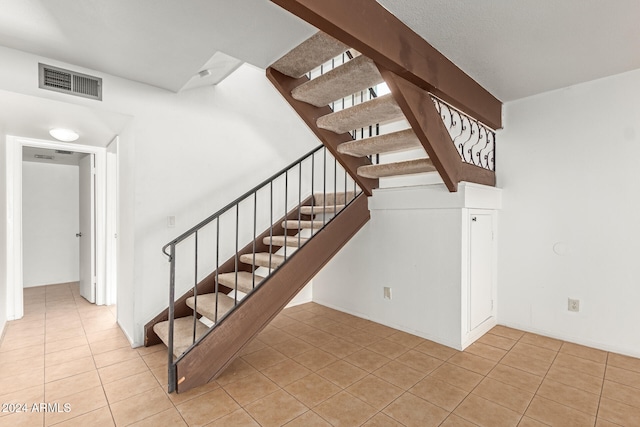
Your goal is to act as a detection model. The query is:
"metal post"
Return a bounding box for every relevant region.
[167,243,176,393]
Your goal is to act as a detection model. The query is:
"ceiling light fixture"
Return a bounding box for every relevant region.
[49,128,79,142]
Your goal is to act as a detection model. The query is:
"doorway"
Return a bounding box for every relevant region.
[6,136,116,320]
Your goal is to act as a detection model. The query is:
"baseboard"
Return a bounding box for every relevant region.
[461,316,497,350]
[117,319,137,348]
[0,319,6,345]
[499,321,640,359]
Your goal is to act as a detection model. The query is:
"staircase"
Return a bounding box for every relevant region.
[145,0,501,395]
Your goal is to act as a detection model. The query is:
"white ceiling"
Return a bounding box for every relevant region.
[0,0,637,101]
[23,146,86,166]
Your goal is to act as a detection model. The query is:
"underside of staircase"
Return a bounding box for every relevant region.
[144,0,502,395]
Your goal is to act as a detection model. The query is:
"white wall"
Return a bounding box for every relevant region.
[497,69,640,357]
[0,127,7,336]
[0,46,320,344]
[22,162,79,287]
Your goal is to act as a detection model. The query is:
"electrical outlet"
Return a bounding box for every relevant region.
[383,287,392,300]
[568,298,580,312]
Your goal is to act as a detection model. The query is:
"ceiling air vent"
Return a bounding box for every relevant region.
[38,63,102,101]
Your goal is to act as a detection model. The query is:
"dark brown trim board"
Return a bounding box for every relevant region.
[459,163,496,187]
[267,67,379,196]
[270,0,502,130]
[175,193,370,392]
[144,196,313,346]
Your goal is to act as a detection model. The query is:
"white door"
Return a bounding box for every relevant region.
[79,153,96,303]
[469,213,493,330]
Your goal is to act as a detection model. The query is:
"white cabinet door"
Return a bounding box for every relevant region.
[469,212,494,330]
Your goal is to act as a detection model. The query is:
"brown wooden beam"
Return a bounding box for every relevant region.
[175,193,370,393]
[459,163,496,187]
[267,67,378,196]
[380,66,462,192]
[270,0,502,130]
[144,197,313,346]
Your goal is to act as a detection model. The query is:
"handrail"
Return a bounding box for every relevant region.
[162,144,324,259]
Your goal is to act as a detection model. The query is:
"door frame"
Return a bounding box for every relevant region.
[5,135,109,320]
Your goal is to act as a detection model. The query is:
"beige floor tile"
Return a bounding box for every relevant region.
[222,372,280,406]
[606,365,640,390]
[367,339,409,359]
[262,358,311,387]
[501,351,553,377]
[86,328,127,344]
[176,389,239,426]
[396,349,443,374]
[44,385,108,426]
[45,370,101,401]
[45,336,88,354]
[487,364,543,393]
[362,413,405,426]
[374,360,426,390]
[448,351,496,375]
[0,368,45,394]
[129,407,187,427]
[560,342,608,364]
[429,363,483,392]
[207,408,259,426]
[302,315,339,330]
[98,357,149,384]
[472,377,534,413]
[358,322,397,339]
[285,410,332,426]
[242,347,288,371]
[511,341,558,363]
[45,344,92,367]
[245,389,308,427]
[386,331,424,348]
[537,378,600,415]
[215,357,258,386]
[598,397,640,426]
[45,356,96,383]
[293,348,337,371]
[525,396,596,427]
[284,373,341,407]
[595,418,623,427]
[0,354,44,378]
[440,414,479,426]
[346,375,404,410]
[477,333,517,351]
[89,336,131,355]
[93,347,140,369]
[102,370,161,404]
[0,385,44,418]
[554,352,606,378]
[415,340,459,361]
[607,352,640,374]
[546,363,604,394]
[315,391,377,426]
[167,379,219,405]
[410,376,468,411]
[111,387,173,426]
[135,343,165,357]
[0,344,45,363]
[317,360,367,388]
[0,334,45,352]
[344,348,391,372]
[270,337,314,358]
[316,338,361,358]
[45,327,86,343]
[490,325,525,341]
[464,342,508,362]
[602,379,640,408]
[349,331,382,347]
[0,411,44,427]
[257,328,294,346]
[298,330,336,347]
[454,394,521,427]
[51,406,114,427]
[517,416,548,427]
[384,392,449,427]
[280,322,315,337]
[519,333,563,351]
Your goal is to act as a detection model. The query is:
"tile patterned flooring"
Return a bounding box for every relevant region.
[0,283,639,426]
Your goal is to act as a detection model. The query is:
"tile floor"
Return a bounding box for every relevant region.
[0,283,639,426]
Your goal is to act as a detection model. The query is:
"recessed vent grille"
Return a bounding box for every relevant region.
[39,63,102,101]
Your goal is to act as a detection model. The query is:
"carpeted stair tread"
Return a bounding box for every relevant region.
[338,129,422,157]
[358,158,436,179]
[291,55,384,107]
[317,94,404,134]
[186,293,236,323]
[240,252,285,269]
[299,204,345,215]
[314,192,355,206]
[264,235,310,247]
[271,32,349,78]
[217,272,264,294]
[285,220,325,230]
[153,316,209,358]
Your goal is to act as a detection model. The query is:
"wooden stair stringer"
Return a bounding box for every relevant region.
[266,67,378,196]
[174,193,370,393]
[144,196,314,346]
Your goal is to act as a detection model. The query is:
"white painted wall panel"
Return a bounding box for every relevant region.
[497,68,640,357]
